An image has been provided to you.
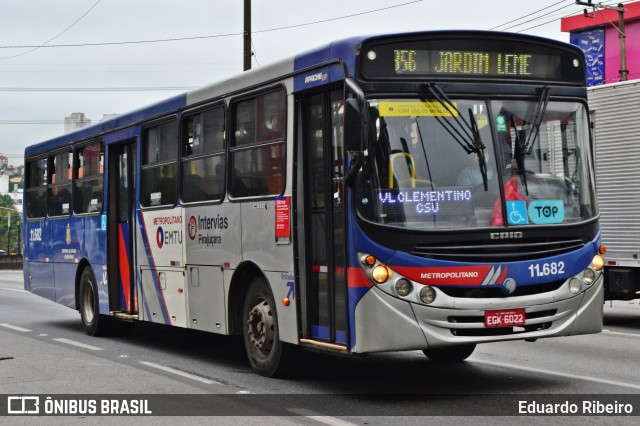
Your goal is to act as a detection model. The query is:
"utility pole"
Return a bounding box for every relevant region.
[618,3,628,81]
[243,0,252,71]
[576,1,628,81]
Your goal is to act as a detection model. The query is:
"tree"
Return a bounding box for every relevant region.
[0,194,15,209]
[0,195,19,254]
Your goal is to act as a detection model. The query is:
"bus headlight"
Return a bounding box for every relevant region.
[372,265,392,283]
[419,286,436,304]
[394,279,412,297]
[583,268,596,286]
[592,254,604,271]
[569,277,582,294]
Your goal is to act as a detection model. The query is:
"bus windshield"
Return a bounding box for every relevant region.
[357,98,597,230]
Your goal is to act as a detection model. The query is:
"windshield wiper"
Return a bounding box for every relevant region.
[511,115,529,196]
[468,109,488,191]
[523,85,550,154]
[424,82,488,190]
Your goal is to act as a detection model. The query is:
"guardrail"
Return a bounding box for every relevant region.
[0,255,23,270]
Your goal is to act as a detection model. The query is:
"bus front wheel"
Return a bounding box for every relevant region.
[242,277,289,377]
[423,344,476,363]
[79,266,111,336]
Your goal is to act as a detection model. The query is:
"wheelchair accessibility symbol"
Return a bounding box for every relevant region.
[507,200,529,225]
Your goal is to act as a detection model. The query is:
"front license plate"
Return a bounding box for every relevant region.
[484,309,526,328]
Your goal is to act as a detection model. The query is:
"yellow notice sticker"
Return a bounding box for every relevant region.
[379,101,458,117]
[476,115,488,129]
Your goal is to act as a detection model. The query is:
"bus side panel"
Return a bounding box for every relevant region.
[184,203,241,334]
[186,265,225,333]
[28,262,55,301]
[53,263,78,308]
[140,267,185,327]
[51,218,83,308]
[83,215,107,266]
[240,200,293,276]
[24,220,54,300]
[264,271,298,345]
[83,215,109,315]
[136,209,185,325]
[138,208,183,268]
[241,200,297,344]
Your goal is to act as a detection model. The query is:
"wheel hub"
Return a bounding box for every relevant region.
[82,282,95,323]
[247,301,274,352]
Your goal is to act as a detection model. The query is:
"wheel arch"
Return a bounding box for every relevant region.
[74,258,93,311]
[227,261,268,335]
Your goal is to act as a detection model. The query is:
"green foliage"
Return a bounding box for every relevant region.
[0,195,15,209]
[0,196,20,253]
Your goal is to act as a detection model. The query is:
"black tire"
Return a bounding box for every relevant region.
[423,344,476,363]
[242,276,290,377]
[78,266,112,336]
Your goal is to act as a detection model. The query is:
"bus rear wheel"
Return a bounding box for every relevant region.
[242,277,289,377]
[79,266,111,336]
[423,344,476,363]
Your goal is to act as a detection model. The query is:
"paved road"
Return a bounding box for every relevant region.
[1,270,639,424]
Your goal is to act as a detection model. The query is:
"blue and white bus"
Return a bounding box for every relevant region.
[24,30,604,376]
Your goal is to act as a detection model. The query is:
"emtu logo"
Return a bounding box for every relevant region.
[156,227,164,248]
[155,226,183,248]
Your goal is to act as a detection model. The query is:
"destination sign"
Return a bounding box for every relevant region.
[394,50,541,77]
[376,187,474,222]
[360,35,585,83]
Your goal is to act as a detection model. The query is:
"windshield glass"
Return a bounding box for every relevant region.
[356,98,596,230]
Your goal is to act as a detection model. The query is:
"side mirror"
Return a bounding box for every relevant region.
[343,98,362,152]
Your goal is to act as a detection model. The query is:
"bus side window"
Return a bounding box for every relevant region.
[229,89,286,199]
[48,150,73,217]
[180,106,226,203]
[74,141,104,214]
[25,157,47,219]
[141,120,178,207]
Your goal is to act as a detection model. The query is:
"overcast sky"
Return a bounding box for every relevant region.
[0,0,601,164]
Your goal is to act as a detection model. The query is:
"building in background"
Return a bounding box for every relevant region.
[64,112,92,134]
[0,174,22,215]
[100,113,118,122]
[64,112,118,133]
[562,1,640,86]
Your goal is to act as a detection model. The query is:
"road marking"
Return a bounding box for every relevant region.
[139,361,221,385]
[287,408,356,426]
[474,359,640,390]
[52,338,104,351]
[603,330,640,338]
[0,323,32,332]
[0,287,26,293]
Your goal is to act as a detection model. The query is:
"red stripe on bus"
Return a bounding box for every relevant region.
[118,224,131,311]
[347,267,373,288]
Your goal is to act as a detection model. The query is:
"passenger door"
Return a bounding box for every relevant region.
[107,141,137,315]
[299,89,349,346]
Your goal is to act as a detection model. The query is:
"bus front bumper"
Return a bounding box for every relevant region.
[352,276,603,353]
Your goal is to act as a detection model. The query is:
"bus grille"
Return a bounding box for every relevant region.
[409,238,585,262]
[437,280,565,298]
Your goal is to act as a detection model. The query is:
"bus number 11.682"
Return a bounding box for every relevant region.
[528,261,565,277]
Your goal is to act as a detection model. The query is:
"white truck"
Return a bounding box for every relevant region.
[589,80,640,301]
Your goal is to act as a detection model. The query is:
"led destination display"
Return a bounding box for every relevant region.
[361,36,585,83]
[377,188,474,220]
[394,49,544,77]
